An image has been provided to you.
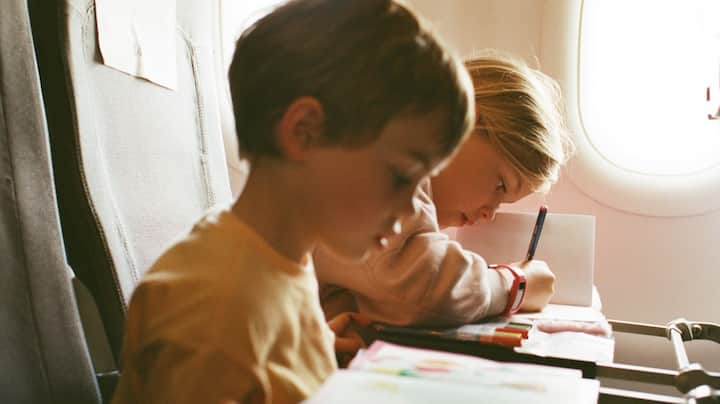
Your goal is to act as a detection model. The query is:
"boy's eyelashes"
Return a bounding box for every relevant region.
[393,173,412,189]
[390,167,414,189]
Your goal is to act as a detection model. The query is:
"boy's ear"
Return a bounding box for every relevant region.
[276,97,326,161]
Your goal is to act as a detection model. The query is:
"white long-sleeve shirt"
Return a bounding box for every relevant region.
[314,180,511,326]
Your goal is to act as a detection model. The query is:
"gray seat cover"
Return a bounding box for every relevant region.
[0,0,101,402]
[31,0,232,365]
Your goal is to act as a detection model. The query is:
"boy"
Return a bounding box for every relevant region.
[317,51,574,326]
[111,0,474,403]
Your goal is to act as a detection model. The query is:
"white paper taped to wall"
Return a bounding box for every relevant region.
[455,211,595,307]
[94,0,177,90]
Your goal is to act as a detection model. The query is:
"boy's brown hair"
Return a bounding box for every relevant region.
[466,50,574,192]
[229,0,474,158]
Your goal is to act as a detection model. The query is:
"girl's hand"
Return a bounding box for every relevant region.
[513,259,555,312]
[327,312,372,367]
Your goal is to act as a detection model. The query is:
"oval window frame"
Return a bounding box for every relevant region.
[540,0,720,217]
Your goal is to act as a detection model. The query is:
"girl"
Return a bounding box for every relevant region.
[316,51,573,327]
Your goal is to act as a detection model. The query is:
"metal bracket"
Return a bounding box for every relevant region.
[664,319,720,394]
[601,318,720,402]
[666,319,720,344]
[685,384,720,404]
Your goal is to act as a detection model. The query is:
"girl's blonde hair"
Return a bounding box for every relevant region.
[465,50,574,192]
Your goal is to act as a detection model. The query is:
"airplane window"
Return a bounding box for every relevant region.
[579,0,720,176]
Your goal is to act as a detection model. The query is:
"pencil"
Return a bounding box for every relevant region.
[525,205,548,261]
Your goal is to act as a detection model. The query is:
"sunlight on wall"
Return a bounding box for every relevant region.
[220,0,286,67]
[218,0,286,197]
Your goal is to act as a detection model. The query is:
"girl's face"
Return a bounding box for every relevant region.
[304,110,455,261]
[430,133,533,229]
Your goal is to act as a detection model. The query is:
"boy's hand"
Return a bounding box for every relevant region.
[327,312,372,367]
[514,260,555,312]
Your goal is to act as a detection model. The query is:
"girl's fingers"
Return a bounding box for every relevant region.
[348,312,373,327]
[328,312,373,333]
[335,334,366,353]
[327,312,353,333]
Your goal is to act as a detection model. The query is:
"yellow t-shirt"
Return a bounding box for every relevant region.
[112,209,337,404]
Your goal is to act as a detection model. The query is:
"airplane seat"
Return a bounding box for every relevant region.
[0,0,101,403]
[27,0,233,399]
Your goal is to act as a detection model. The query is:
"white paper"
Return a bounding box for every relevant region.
[307,342,600,404]
[516,330,615,363]
[512,304,606,323]
[455,211,596,306]
[332,341,599,403]
[351,341,582,380]
[94,0,177,89]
